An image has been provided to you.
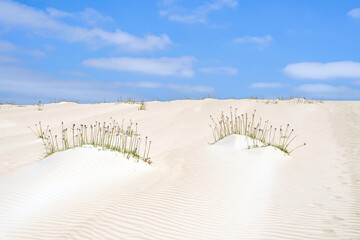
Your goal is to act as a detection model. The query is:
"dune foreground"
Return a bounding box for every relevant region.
[0,99,359,239]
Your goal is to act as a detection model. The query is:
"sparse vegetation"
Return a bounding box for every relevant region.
[257,98,323,104]
[138,100,146,110]
[116,97,137,104]
[33,119,152,164]
[36,101,44,111]
[0,101,15,105]
[210,107,306,155]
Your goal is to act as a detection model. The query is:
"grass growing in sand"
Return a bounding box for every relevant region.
[138,100,146,110]
[36,101,44,111]
[32,119,152,164]
[210,107,306,154]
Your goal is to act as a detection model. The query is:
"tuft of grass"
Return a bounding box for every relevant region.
[116,96,137,104]
[138,100,146,110]
[257,98,324,105]
[36,100,44,111]
[29,121,47,139]
[0,101,15,105]
[33,119,152,164]
[210,107,306,155]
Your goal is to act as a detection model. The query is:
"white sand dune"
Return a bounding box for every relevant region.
[0,99,359,239]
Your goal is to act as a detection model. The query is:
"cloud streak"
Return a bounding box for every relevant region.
[0,64,213,103]
[46,7,113,26]
[159,0,238,24]
[250,82,285,88]
[284,61,360,79]
[200,66,237,75]
[234,35,273,44]
[234,35,272,50]
[119,81,213,93]
[297,84,342,93]
[295,83,360,100]
[0,1,171,52]
[234,35,273,50]
[0,39,45,56]
[348,8,360,19]
[83,56,196,77]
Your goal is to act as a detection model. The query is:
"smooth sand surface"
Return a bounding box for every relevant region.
[0,99,359,239]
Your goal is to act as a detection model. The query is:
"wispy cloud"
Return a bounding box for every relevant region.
[46,7,73,18]
[200,66,237,75]
[83,56,196,77]
[234,35,272,44]
[46,7,113,26]
[159,0,238,24]
[0,1,171,52]
[348,8,360,19]
[0,64,212,102]
[0,64,108,100]
[60,70,89,77]
[295,83,360,100]
[0,39,17,52]
[297,84,342,93]
[234,35,272,49]
[0,55,19,63]
[250,82,285,88]
[119,81,213,93]
[0,39,45,57]
[284,61,360,79]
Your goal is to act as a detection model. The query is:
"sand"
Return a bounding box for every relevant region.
[0,99,359,239]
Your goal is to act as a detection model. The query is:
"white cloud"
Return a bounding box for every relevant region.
[234,35,273,44]
[0,39,45,57]
[200,66,237,75]
[60,70,89,77]
[83,56,196,77]
[122,81,163,89]
[79,7,113,26]
[46,7,72,18]
[46,7,114,25]
[295,83,360,100]
[0,1,171,52]
[296,84,342,93]
[0,39,17,52]
[0,64,212,102]
[0,55,19,63]
[166,83,213,93]
[159,0,238,24]
[119,81,213,93]
[0,64,105,99]
[284,61,360,79]
[250,82,285,88]
[348,8,360,19]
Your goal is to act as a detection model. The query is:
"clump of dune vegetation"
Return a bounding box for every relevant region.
[210,107,305,155]
[138,100,146,110]
[36,100,44,111]
[115,96,137,104]
[33,119,152,164]
[115,97,147,110]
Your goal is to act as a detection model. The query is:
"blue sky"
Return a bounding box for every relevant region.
[0,0,360,103]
